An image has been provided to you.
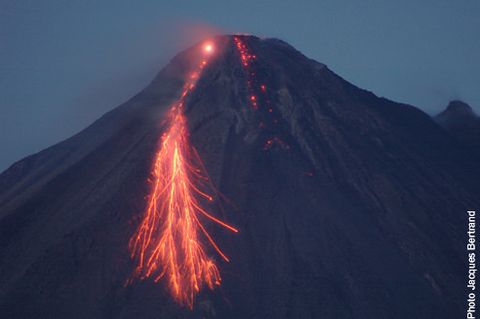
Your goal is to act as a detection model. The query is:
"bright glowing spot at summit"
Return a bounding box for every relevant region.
[203,43,214,54]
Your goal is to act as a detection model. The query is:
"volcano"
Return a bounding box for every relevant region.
[0,35,478,319]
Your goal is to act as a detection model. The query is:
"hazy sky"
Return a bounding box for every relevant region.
[1,0,479,171]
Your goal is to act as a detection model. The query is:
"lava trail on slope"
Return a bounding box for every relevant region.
[128,41,238,309]
[233,36,290,151]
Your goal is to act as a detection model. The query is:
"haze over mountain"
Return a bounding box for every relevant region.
[0,35,478,319]
[3,1,480,174]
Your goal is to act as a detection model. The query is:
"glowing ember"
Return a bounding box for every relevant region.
[203,43,214,54]
[129,41,238,309]
[263,136,290,150]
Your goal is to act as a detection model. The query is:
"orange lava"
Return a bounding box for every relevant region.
[233,36,291,151]
[234,36,258,110]
[129,42,238,309]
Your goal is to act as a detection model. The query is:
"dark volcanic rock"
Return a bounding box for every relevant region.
[0,35,478,319]
[435,100,480,152]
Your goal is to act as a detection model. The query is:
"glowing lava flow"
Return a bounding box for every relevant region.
[234,36,290,150]
[129,42,238,309]
[234,36,259,110]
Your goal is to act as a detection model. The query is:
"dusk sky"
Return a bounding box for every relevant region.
[1,0,479,171]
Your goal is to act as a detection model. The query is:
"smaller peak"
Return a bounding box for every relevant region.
[445,100,473,115]
[435,100,478,127]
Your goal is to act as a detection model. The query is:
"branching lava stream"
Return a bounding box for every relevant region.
[128,41,238,309]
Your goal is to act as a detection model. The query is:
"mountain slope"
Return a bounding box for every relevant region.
[0,35,477,319]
